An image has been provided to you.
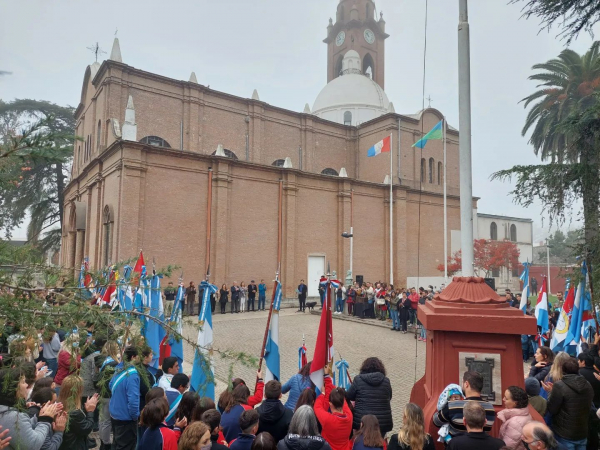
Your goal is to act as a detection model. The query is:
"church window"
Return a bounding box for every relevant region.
[344,111,352,126]
[102,205,113,266]
[335,56,344,77]
[211,148,239,160]
[490,222,498,241]
[510,224,517,242]
[512,266,519,277]
[321,168,339,176]
[78,145,81,166]
[438,161,443,185]
[428,158,434,183]
[272,159,285,167]
[140,136,171,148]
[363,54,375,80]
[420,158,426,182]
[492,268,500,278]
[97,120,101,149]
[366,4,370,19]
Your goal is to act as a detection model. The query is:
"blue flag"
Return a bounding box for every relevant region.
[144,273,165,372]
[264,282,282,382]
[168,283,185,374]
[190,281,218,399]
[565,262,587,349]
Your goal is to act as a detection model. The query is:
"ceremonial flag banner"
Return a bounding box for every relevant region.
[550,285,575,352]
[133,251,145,276]
[535,277,549,334]
[168,283,185,373]
[519,263,530,313]
[367,136,391,157]
[310,279,334,392]
[101,267,117,305]
[412,120,444,149]
[335,359,351,390]
[565,262,587,348]
[578,292,596,354]
[190,281,218,399]
[264,282,282,382]
[298,343,308,370]
[145,274,165,372]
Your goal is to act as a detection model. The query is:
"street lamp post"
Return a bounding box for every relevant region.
[546,239,552,295]
[342,230,353,286]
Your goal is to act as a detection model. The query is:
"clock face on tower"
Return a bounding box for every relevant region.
[336,31,346,47]
[364,29,375,44]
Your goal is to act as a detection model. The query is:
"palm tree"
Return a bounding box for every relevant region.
[521,42,600,254]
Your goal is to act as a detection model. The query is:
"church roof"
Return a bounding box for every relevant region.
[312,73,390,113]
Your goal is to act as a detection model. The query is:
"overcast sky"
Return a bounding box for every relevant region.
[1,0,598,242]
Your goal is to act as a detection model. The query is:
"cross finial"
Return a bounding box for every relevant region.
[86,42,106,62]
[426,95,433,108]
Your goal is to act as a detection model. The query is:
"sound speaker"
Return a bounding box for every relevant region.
[356,275,364,286]
[484,278,496,291]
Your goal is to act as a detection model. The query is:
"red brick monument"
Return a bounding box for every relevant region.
[410,277,538,447]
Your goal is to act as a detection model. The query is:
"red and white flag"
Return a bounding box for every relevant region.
[310,280,334,391]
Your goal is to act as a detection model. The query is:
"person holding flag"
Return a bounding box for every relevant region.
[534,277,550,347]
[550,284,575,352]
[564,261,590,354]
[190,280,219,398]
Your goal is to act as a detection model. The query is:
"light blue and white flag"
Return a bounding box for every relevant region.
[190,281,218,399]
[168,283,185,374]
[535,277,549,333]
[144,273,165,372]
[264,282,282,382]
[565,261,587,349]
[519,262,530,313]
[335,359,351,390]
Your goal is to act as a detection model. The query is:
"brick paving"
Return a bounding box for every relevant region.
[181,308,426,429]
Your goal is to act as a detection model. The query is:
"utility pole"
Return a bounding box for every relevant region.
[546,238,552,295]
[458,0,474,276]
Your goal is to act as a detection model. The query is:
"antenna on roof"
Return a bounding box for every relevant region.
[86,42,106,62]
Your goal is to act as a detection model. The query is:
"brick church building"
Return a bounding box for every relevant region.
[61,0,471,298]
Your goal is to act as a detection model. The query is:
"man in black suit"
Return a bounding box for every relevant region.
[447,401,505,450]
[297,279,308,313]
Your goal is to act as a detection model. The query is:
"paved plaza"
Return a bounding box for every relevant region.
[181,309,426,428]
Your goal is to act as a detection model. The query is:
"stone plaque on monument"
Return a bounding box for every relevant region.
[459,352,502,406]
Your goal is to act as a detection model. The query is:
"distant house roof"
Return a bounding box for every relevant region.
[477,213,533,223]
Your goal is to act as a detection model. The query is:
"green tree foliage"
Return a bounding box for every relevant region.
[0,99,76,253]
[492,42,600,262]
[512,0,600,44]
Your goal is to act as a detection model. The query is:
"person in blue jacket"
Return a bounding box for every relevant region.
[281,362,313,410]
[109,346,140,450]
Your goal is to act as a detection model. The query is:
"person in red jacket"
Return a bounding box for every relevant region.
[408,288,419,326]
[54,336,81,392]
[314,365,353,450]
[233,372,265,408]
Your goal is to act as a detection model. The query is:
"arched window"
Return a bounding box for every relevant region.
[490,222,498,241]
[140,136,171,148]
[438,161,443,185]
[420,158,426,182]
[428,158,434,183]
[77,145,81,166]
[344,111,352,126]
[321,168,339,176]
[102,205,113,266]
[96,120,101,149]
[211,148,239,160]
[272,159,285,167]
[510,224,517,242]
[363,54,375,80]
[335,55,344,77]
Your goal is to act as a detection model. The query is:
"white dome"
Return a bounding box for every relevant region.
[312,74,390,126]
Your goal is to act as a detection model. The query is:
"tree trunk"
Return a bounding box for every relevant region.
[55,162,64,231]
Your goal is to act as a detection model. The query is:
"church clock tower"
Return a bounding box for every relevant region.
[324,0,389,89]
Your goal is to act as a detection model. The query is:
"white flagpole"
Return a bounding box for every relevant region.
[390,133,394,286]
[443,118,448,281]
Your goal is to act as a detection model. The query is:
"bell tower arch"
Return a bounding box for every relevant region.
[324,0,389,88]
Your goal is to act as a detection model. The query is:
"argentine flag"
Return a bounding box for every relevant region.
[565,262,587,349]
[168,283,185,374]
[550,285,575,352]
[535,277,549,333]
[145,273,165,372]
[190,281,218,399]
[264,282,282,382]
[519,262,530,313]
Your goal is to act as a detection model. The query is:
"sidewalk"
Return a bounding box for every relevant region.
[309,308,419,332]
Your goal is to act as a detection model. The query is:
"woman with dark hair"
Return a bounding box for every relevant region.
[218,372,265,412]
[139,397,187,449]
[175,391,200,429]
[498,386,532,450]
[528,347,554,382]
[388,404,434,450]
[282,362,314,410]
[294,389,316,412]
[352,415,385,450]
[191,397,216,422]
[346,357,393,436]
[219,285,229,315]
[221,383,255,443]
[252,432,277,450]
[0,368,60,450]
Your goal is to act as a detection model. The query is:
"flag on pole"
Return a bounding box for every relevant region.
[367,136,391,157]
[101,266,117,305]
[190,281,218,399]
[133,251,145,276]
[519,262,530,313]
[578,291,596,354]
[298,342,308,370]
[412,120,444,149]
[550,285,575,352]
[264,281,283,382]
[310,279,334,392]
[565,262,588,349]
[535,277,549,334]
[167,281,186,373]
[144,273,165,373]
